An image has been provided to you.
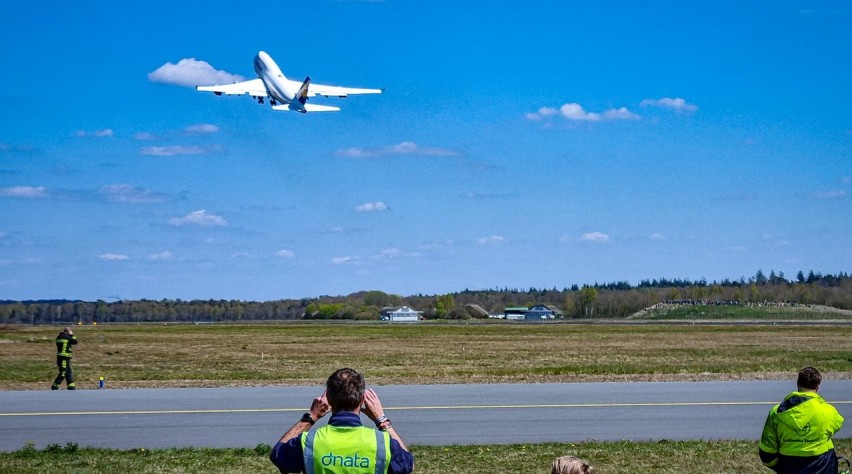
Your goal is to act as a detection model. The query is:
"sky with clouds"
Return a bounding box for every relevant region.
[1,1,849,301]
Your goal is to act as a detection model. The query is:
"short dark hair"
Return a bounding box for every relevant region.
[797,367,822,390]
[326,368,365,411]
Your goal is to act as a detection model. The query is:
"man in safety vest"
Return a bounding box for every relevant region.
[759,367,845,473]
[270,367,414,473]
[51,327,78,390]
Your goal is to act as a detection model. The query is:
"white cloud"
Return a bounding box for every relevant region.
[649,232,666,241]
[476,235,506,245]
[418,240,452,251]
[355,201,389,212]
[336,141,459,158]
[148,58,244,87]
[0,186,47,198]
[640,97,698,113]
[185,123,219,134]
[602,107,640,120]
[331,256,360,265]
[99,184,171,204]
[0,143,35,153]
[147,251,174,261]
[168,210,228,227]
[581,231,611,243]
[275,249,295,258]
[74,129,114,138]
[810,190,846,199]
[373,247,421,259]
[140,145,217,156]
[99,253,129,261]
[527,103,639,122]
[133,132,157,141]
[560,103,601,121]
[525,107,559,121]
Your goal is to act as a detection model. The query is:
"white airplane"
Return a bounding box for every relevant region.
[196,51,382,113]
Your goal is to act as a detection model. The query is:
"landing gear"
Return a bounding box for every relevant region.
[256,96,264,105]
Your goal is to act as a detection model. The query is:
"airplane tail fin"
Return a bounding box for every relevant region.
[296,76,311,105]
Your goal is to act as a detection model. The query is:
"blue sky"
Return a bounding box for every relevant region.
[1,1,849,301]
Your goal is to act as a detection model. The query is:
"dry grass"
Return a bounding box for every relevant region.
[1,322,850,390]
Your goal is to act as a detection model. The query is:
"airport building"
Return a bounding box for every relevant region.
[524,304,563,320]
[500,305,563,320]
[380,306,423,322]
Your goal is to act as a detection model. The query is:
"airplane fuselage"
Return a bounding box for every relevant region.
[253,51,304,112]
[196,50,378,113]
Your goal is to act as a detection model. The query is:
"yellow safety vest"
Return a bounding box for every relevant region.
[301,425,391,474]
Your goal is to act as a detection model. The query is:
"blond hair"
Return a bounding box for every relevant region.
[551,455,594,474]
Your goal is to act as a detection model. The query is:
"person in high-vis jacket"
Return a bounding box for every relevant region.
[51,327,78,390]
[759,367,845,473]
[270,368,414,474]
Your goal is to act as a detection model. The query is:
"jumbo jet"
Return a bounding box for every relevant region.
[196,51,382,113]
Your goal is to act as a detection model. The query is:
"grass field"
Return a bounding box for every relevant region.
[2,318,850,472]
[2,321,851,390]
[2,439,851,473]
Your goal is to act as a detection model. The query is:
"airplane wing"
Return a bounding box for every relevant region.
[286,80,382,98]
[196,78,267,97]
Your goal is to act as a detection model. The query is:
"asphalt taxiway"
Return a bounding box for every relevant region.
[1,381,850,450]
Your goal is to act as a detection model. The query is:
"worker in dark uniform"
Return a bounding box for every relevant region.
[51,327,77,390]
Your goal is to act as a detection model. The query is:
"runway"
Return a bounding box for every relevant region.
[1,381,850,451]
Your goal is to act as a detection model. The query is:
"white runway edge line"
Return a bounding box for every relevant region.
[3,400,851,417]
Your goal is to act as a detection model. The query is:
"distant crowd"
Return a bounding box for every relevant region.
[657,299,810,308]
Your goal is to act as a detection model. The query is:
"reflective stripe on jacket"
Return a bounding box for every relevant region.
[301,424,391,474]
[56,332,77,358]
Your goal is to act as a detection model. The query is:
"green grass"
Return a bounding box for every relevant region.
[3,439,851,473]
[3,322,851,389]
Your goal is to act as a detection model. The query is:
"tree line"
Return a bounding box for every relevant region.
[1,270,849,324]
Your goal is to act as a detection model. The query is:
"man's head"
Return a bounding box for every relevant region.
[63,327,72,335]
[797,366,821,391]
[326,368,365,412]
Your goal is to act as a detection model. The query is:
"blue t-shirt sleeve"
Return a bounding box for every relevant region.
[388,438,415,474]
[269,437,304,474]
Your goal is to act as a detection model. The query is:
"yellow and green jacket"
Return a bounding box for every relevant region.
[759,390,844,473]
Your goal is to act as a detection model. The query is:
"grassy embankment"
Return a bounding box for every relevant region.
[638,303,852,320]
[2,439,851,473]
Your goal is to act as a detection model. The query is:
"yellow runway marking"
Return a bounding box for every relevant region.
[2,400,850,417]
